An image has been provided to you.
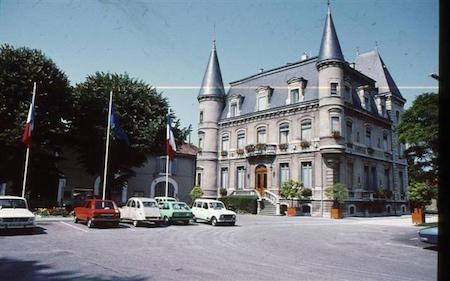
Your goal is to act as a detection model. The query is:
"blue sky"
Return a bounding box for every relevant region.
[0,0,438,143]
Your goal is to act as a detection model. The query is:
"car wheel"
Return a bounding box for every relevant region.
[133,220,139,227]
[192,216,197,223]
[164,216,171,226]
[87,219,94,228]
[74,217,79,223]
[211,217,217,226]
[183,220,189,225]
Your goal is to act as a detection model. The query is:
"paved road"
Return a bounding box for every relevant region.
[0,215,436,281]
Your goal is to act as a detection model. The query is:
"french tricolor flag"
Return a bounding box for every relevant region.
[166,113,177,160]
[22,83,37,148]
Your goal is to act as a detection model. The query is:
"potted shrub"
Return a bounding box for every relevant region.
[280,180,303,216]
[245,144,255,153]
[331,130,341,138]
[407,182,437,224]
[236,148,245,155]
[219,188,228,197]
[278,143,288,151]
[221,151,228,157]
[300,140,310,148]
[255,143,267,152]
[189,186,204,205]
[301,188,312,198]
[325,183,349,219]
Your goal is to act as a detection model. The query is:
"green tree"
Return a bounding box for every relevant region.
[280,179,304,207]
[407,182,437,209]
[325,183,348,208]
[190,186,203,203]
[0,45,72,199]
[70,72,187,197]
[396,93,438,187]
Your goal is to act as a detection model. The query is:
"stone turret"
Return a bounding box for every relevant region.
[196,40,225,198]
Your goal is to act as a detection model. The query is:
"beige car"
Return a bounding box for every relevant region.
[120,197,162,226]
[0,196,36,230]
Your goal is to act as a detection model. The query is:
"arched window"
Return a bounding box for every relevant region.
[300,120,312,141]
[348,205,356,215]
[257,127,267,143]
[279,123,289,144]
[221,134,230,151]
[237,131,246,149]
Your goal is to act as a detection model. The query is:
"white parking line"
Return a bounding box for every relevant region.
[60,221,89,233]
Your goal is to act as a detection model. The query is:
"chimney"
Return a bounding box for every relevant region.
[301,52,309,61]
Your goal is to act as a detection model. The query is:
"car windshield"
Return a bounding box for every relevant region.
[0,199,27,209]
[172,203,190,210]
[209,202,225,209]
[95,201,115,210]
[142,201,157,207]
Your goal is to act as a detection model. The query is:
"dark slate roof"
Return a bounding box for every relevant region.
[317,6,345,64]
[220,57,319,120]
[198,41,225,98]
[354,50,404,99]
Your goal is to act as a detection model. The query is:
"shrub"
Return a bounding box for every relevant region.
[407,182,437,208]
[220,195,258,214]
[325,182,348,208]
[245,144,255,153]
[280,180,304,207]
[278,143,288,151]
[35,207,70,217]
[236,148,245,155]
[221,151,228,157]
[35,208,50,216]
[301,188,313,197]
[190,186,204,203]
[219,188,228,197]
[300,140,310,148]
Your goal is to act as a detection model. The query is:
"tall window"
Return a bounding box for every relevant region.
[364,166,370,190]
[196,173,202,186]
[371,167,377,191]
[257,96,267,111]
[383,133,388,151]
[399,171,404,193]
[384,168,390,190]
[330,82,338,95]
[365,128,371,147]
[280,163,290,186]
[364,97,370,110]
[221,134,229,151]
[279,123,289,144]
[221,168,229,189]
[237,167,245,190]
[237,131,246,149]
[301,162,312,189]
[301,121,312,141]
[290,89,299,103]
[347,163,353,189]
[346,121,352,142]
[331,116,340,133]
[198,132,205,149]
[356,132,360,142]
[199,111,203,123]
[257,127,267,143]
[230,103,237,117]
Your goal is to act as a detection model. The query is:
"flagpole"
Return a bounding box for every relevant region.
[165,108,170,198]
[102,90,113,200]
[21,82,37,198]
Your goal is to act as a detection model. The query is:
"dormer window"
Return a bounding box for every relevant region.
[364,97,370,110]
[330,82,339,96]
[255,86,273,111]
[286,77,307,104]
[381,104,386,117]
[230,103,237,117]
[227,94,244,118]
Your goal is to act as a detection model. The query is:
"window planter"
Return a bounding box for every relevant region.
[331,131,341,138]
[245,144,255,153]
[300,140,311,148]
[278,143,289,151]
[220,151,228,157]
[236,149,245,155]
[255,143,267,151]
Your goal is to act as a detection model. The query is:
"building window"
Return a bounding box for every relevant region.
[364,97,370,110]
[364,166,370,190]
[237,131,245,149]
[230,103,237,117]
[301,120,312,141]
[383,133,388,151]
[221,168,229,189]
[198,132,205,149]
[301,162,312,189]
[347,162,353,189]
[330,82,338,95]
[279,123,289,144]
[399,171,404,193]
[377,138,381,148]
[396,111,400,123]
[221,134,230,151]
[199,111,203,123]
[290,89,299,103]
[257,96,267,111]
[159,157,175,174]
[196,173,202,186]
[331,116,340,133]
[257,127,267,143]
[365,128,371,147]
[280,163,290,186]
[384,168,390,190]
[344,85,351,100]
[381,104,386,117]
[237,167,246,190]
[356,132,360,142]
[346,121,352,143]
[371,167,377,191]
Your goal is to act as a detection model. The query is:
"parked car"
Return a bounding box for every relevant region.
[159,201,193,225]
[192,199,236,226]
[120,197,162,226]
[74,199,120,228]
[154,196,176,207]
[0,196,36,230]
[418,226,438,244]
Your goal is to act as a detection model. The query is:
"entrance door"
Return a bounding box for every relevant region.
[255,165,267,197]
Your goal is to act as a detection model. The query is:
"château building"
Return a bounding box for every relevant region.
[195,6,408,216]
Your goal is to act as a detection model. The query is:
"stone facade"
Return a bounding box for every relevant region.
[195,6,408,217]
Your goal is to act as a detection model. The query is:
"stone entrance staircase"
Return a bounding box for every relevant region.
[230,189,280,216]
[258,199,278,216]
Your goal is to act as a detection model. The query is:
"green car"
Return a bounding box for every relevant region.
[159,201,193,225]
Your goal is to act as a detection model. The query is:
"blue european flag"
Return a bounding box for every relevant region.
[110,102,130,145]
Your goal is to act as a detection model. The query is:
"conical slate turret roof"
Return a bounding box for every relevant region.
[317,5,345,64]
[198,41,225,98]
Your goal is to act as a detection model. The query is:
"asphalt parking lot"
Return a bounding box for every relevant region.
[0,215,436,281]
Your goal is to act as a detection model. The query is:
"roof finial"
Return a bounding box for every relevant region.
[327,0,331,13]
[212,24,216,50]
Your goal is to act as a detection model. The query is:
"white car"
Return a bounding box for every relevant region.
[120,197,162,226]
[0,196,36,230]
[192,199,236,226]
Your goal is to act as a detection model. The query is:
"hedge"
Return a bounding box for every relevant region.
[219,195,258,214]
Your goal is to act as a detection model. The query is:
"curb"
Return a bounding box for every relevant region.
[35,216,74,223]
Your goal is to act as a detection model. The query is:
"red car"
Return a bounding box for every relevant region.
[74,199,120,228]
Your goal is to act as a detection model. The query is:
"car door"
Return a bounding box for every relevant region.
[80,201,90,220]
[201,202,210,221]
[129,200,136,220]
